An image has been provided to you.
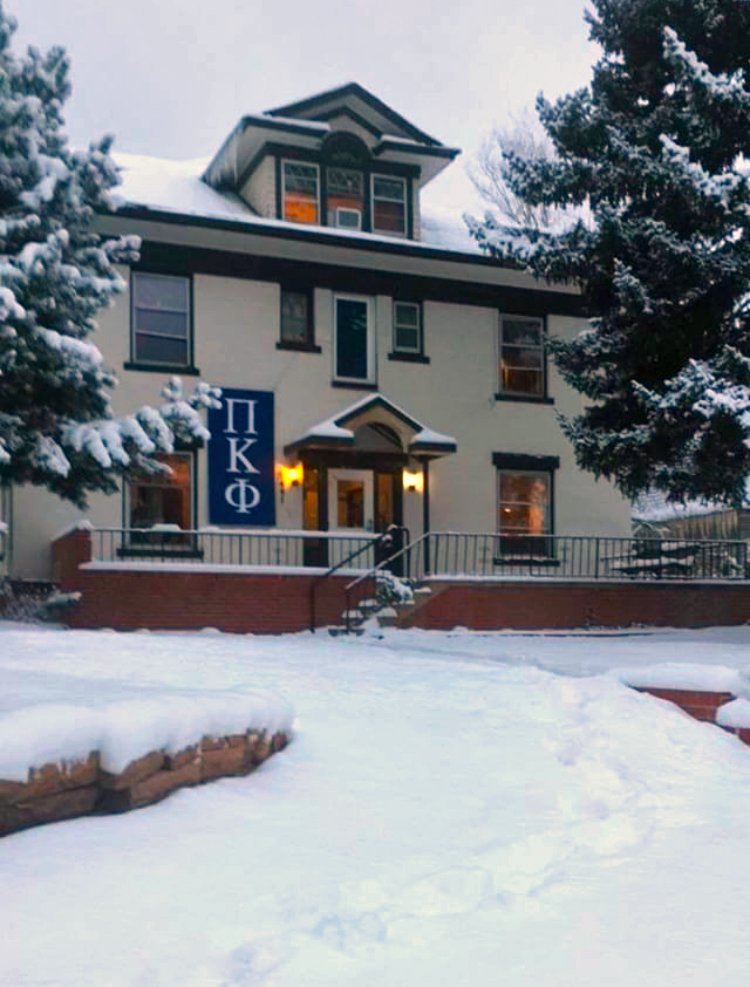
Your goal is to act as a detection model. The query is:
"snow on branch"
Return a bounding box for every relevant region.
[663,27,750,107]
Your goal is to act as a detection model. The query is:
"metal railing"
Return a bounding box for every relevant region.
[308,525,407,632]
[334,531,750,632]
[89,527,379,570]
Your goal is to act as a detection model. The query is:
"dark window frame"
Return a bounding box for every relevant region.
[120,448,202,558]
[277,285,321,353]
[273,143,416,238]
[492,452,559,563]
[496,313,552,404]
[127,269,198,375]
[388,299,430,364]
[332,293,376,386]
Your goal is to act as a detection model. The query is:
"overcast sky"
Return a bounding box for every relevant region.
[17,0,599,210]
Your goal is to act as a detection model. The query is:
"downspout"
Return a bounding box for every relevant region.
[421,457,430,576]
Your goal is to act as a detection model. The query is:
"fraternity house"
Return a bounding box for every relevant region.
[10,83,739,632]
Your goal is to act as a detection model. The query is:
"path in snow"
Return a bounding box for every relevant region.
[2,624,750,985]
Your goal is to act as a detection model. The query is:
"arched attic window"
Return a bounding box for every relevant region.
[321,133,370,231]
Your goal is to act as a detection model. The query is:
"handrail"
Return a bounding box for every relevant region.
[308,525,407,633]
[342,530,430,632]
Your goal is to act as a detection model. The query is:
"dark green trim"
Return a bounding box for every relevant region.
[331,380,378,391]
[239,113,329,137]
[266,82,443,148]
[410,441,457,455]
[276,341,322,354]
[494,393,554,405]
[315,105,383,139]
[388,351,430,364]
[492,453,560,471]
[373,139,460,160]
[268,141,420,178]
[123,361,201,375]
[123,236,584,317]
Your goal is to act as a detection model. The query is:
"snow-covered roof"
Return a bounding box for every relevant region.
[632,487,749,523]
[284,393,457,457]
[111,152,481,257]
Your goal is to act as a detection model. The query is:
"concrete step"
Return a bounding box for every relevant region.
[328,625,365,637]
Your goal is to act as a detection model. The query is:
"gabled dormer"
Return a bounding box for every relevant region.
[202,83,460,241]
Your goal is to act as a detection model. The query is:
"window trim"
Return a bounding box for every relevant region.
[273,146,415,238]
[281,158,321,226]
[388,299,430,363]
[496,312,549,403]
[121,449,201,557]
[371,173,408,237]
[333,293,376,386]
[129,270,195,373]
[277,285,321,353]
[492,453,559,555]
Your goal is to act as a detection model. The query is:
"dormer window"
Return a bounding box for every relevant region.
[326,168,364,229]
[372,176,407,236]
[282,161,320,224]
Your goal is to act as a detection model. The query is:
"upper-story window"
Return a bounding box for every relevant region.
[498,315,545,399]
[131,272,191,368]
[392,301,422,354]
[372,175,407,236]
[282,161,320,224]
[334,295,375,385]
[326,167,364,229]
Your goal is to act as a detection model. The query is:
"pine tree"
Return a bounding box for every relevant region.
[467,0,750,507]
[0,3,219,507]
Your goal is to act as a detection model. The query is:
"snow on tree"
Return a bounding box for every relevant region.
[467,0,750,507]
[0,3,219,506]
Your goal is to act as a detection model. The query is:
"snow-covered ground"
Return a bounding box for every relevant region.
[4,623,750,986]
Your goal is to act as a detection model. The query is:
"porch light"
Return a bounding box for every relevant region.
[403,469,423,494]
[279,462,303,490]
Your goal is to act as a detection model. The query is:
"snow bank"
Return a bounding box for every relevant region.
[0,691,294,781]
[612,662,747,694]
[716,698,750,729]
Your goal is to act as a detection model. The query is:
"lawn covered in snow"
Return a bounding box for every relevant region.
[3,623,750,986]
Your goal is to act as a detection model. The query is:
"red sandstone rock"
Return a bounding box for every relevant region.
[0,752,99,805]
[0,785,100,836]
[99,750,165,791]
[164,746,200,771]
[100,760,202,812]
[201,742,252,781]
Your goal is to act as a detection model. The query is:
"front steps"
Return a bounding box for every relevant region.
[327,583,434,635]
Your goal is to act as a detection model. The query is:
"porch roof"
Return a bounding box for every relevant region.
[283,393,457,459]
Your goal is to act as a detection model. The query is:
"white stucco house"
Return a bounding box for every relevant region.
[3,82,633,594]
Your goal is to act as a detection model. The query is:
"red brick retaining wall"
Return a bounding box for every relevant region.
[52,532,750,633]
[52,530,351,634]
[402,579,750,630]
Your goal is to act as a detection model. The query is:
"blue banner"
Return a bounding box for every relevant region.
[208,388,276,526]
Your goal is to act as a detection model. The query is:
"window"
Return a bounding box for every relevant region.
[496,464,554,560]
[334,296,375,384]
[498,471,551,537]
[393,301,422,354]
[498,315,545,398]
[127,453,194,548]
[372,175,407,235]
[279,289,314,348]
[326,167,364,229]
[283,161,320,224]
[131,273,190,368]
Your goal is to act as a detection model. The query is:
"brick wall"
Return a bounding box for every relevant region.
[51,532,750,633]
[52,530,351,634]
[402,579,750,631]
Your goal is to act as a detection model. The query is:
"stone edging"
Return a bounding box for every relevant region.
[0,729,290,837]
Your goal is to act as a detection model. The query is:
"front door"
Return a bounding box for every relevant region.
[328,468,374,567]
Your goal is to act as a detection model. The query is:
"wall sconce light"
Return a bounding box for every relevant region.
[403,469,423,494]
[278,463,303,500]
